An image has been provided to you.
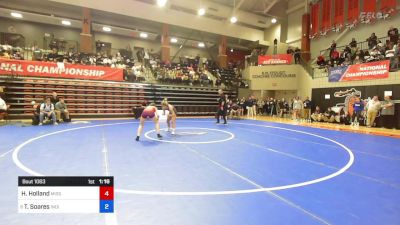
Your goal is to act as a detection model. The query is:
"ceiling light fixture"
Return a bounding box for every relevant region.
[11,12,23,18]
[271,18,277,24]
[170,38,178,43]
[157,0,168,7]
[102,26,111,32]
[198,42,205,48]
[140,32,148,38]
[230,16,237,23]
[61,20,71,26]
[198,8,206,16]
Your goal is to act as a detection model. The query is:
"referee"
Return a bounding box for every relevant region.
[216,89,227,124]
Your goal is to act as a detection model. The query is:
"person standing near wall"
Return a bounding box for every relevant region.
[366,96,382,127]
[303,97,312,122]
[246,96,254,118]
[381,96,395,129]
[292,97,303,121]
[351,98,364,127]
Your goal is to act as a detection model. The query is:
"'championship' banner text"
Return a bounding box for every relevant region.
[0,59,123,81]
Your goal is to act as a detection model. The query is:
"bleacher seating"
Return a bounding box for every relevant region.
[0,76,237,119]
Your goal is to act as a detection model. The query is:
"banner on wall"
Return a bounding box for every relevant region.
[0,59,124,81]
[328,60,390,82]
[333,0,344,27]
[258,54,292,65]
[310,2,320,36]
[381,0,397,14]
[347,0,359,23]
[321,0,332,31]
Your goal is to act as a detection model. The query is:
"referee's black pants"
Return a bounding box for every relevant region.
[217,109,227,124]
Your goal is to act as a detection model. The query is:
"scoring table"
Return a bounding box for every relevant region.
[18,176,114,213]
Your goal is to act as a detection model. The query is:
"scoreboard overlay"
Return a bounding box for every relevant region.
[18,176,114,213]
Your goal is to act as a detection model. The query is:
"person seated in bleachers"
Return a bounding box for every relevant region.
[330,48,340,66]
[0,95,9,122]
[316,55,327,68]
[31,101,40,125]
[50,91,59,106]
[322,107,336,123]
[365,46,383,62]
[229,100,241,119]
[0,48,11,59]
[337,108,350,125]
[311,106,323,122]
[47,48,59,62]
[39,97,57,126]
[55,97,70,122]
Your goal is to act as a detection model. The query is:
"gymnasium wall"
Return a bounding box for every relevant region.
[0,18,213,61]
[243,64,312,99]
[286,6,303,49]
[264,24,290,55]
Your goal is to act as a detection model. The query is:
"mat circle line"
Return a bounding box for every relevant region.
[11,120,355,196]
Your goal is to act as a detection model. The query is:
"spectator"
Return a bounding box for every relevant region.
[322,107,336,123]
[351,98,364,126]
[328,40,337,58]
[349,38,357,48]
[246,96,255,118]
[292,96,303,121]
[0,95,9,122]
[287,47,294,55]
[50,91,59,106]
[278,98,287,118]
[32,101,40,125]
[294,48,301,64]
[0,48,11,59]
[55,97,70,122]
[388,26,399,44]
[311,106,322,122]
[366,96,381,127]
[330,48,340,66]
[257,98,265,115]
[353,55,362,64]
[367,33,378,49]
[358,50,365,62]
[215,79,222,87]
[303,97,312,121]
[316,55,326,66]
[269,98,278,117]
[47,48,59,62]
[250,49,258,66]
[39,97,57,126]
[381,96,395,129]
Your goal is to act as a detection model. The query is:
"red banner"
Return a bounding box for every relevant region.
[328,60,390,82]
[0,59,124,81]
[363,0,376,13]
[311,2,320,36]
[381,0,397,14]
[334,0,344,26]
[258,54,293,65]
[347,0,359,23]
[322,0,332,31]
